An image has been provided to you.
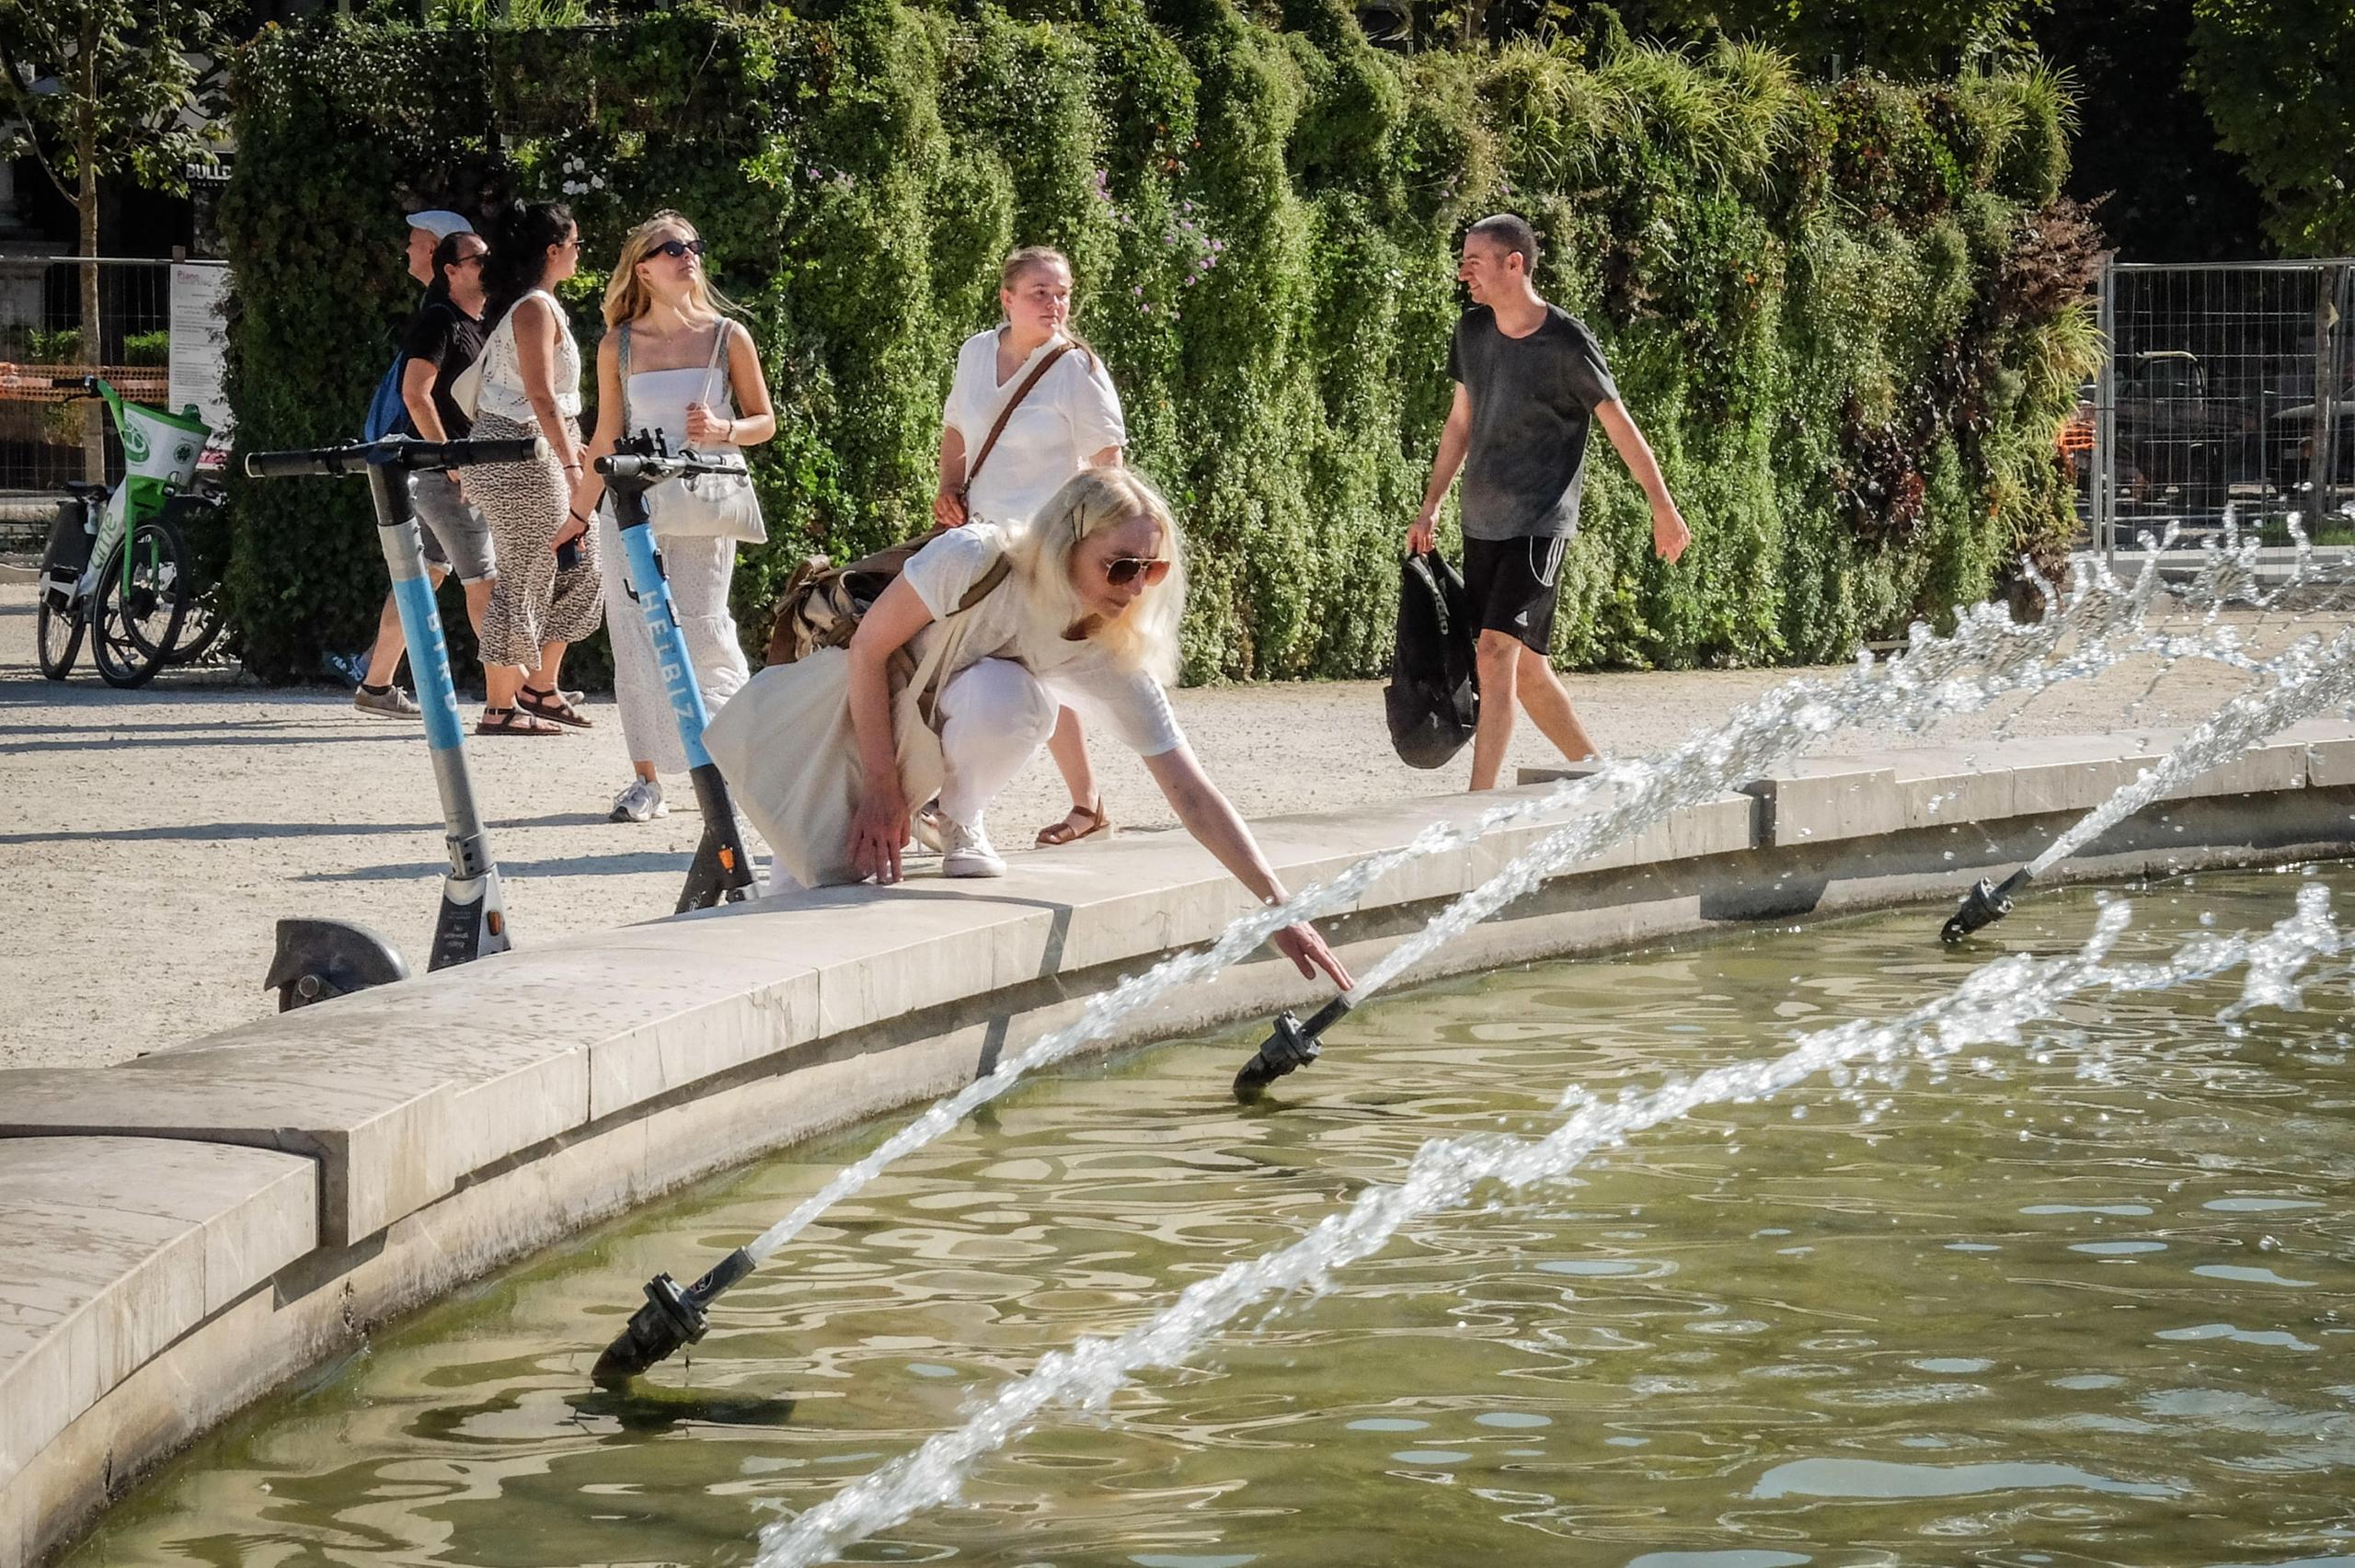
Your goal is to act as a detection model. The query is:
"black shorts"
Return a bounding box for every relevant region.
[1462,534,1568,654]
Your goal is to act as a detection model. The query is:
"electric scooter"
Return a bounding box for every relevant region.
[243,433,542,1008]
[594,432,759,912]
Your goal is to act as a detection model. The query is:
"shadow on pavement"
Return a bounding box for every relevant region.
[0,820,440,846]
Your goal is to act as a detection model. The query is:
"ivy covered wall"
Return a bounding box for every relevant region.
[219,0,2098,684]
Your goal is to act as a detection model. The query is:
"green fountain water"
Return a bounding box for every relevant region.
[66,867,2355,1568]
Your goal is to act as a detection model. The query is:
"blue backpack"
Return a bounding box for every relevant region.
[362,355,408,443]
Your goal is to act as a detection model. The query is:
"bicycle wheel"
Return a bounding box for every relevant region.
[35,595,85,680]
[90,520,189,689]
[166,579,229,664]
[160,488,231,665]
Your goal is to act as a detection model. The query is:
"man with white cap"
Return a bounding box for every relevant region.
[353,207,480,718]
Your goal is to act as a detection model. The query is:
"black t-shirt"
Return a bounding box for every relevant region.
[398,298,487,440]
[1446,303,1620,540]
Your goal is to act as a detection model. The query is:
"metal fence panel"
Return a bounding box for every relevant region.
[2093,258,2355,554]
[0,257,176,496]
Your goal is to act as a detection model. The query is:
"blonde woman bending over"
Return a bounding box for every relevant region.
[847,466,1352,991]
[934,246,1126,851]
[572,211,776,823]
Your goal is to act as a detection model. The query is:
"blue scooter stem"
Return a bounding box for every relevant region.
[363,463,511,968]
[604,474,756,912]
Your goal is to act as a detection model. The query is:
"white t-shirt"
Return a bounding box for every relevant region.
[901,521,1183,758]
[944,328,1126,524]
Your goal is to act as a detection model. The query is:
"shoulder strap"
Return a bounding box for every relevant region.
[616,322,632,436]
[955,555,1012,612]
[700,318,734,424]
[965,339,1074,493]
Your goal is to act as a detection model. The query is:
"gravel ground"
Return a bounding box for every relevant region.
[5,578,2346,1071]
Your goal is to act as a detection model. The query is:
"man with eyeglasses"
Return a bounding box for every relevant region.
[388,230,499,651]
[355,209,481,717]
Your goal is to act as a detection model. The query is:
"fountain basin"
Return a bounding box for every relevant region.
[57,867,2355,1567]
[6,723,2355,1565]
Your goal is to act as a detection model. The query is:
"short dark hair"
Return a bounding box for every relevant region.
[429,231,482,297]
[1465,212,1539,274]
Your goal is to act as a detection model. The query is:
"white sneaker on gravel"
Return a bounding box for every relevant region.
[610,777,668,823]
[941,816,1005,878]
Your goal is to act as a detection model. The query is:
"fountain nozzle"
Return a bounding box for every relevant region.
[590,1246,756,1387]
[1941,868,2034,945]
[1234,995,1354,1103]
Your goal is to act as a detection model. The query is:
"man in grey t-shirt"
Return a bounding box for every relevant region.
[1408,212,1690,791]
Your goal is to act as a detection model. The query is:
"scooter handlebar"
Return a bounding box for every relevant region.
[243,435,547,479]
[596,451,748,484]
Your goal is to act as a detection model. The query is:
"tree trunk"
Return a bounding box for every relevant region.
[78,15,103,486]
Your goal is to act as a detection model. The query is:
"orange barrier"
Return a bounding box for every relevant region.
[0,363,170,405]
[2056,406,2095,454]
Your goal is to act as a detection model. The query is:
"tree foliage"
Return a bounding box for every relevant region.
[1526,0,2052,78]
[0,0,227,209]
[219,3,2094,683]
[2188,0,2355,255]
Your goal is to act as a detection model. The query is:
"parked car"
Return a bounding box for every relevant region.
[2111,349,2256,520]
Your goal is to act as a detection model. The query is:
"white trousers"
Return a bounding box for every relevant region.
[936,657,1059,825]
[602,515,752,775]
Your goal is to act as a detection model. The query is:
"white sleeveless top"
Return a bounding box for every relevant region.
[477,289,582,424]
[621,319,741,460]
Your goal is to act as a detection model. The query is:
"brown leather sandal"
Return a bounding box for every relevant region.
[477,705,564,737]
[518,685,593,728]
[1035,799,1113,847]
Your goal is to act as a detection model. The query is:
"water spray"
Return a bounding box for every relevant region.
[752,890,2346,1567]
[1939,620,2355,945]
[584,540,2305,1386]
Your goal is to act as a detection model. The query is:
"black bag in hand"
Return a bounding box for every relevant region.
[1384,551,1480,768]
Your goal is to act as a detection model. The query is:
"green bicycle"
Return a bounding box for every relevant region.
[35,376,224,688]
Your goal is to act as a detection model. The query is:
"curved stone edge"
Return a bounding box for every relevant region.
[6,721,2355,1566]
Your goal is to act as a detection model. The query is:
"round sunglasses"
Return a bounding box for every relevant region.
[1104,555,1172,588]
[651,237,708,260]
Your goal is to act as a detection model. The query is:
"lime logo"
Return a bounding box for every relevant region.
[175,441,194,464]
[121,424,149,464]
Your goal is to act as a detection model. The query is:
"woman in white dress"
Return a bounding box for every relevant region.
[841,465,1352,992]
[572,211,776,822]
[934,246,1127,850]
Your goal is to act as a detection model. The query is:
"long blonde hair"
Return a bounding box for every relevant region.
[603,210,741,328]
[1005,466,1186,683]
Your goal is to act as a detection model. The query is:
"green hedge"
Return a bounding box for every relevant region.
[220,1,2097,684]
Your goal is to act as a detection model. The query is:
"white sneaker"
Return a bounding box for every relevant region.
[911,802,948,854]
[610,776,668,823]
[940,816,1005,878]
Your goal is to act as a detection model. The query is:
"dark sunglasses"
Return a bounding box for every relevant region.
[652,237,708,260]
[1105,555,1172,588]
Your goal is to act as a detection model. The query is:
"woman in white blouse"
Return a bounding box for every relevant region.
[933,246,1127,849]
[848,466,1352,996]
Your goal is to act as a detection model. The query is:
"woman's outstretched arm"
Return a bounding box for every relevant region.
[1143,744,1353,990]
